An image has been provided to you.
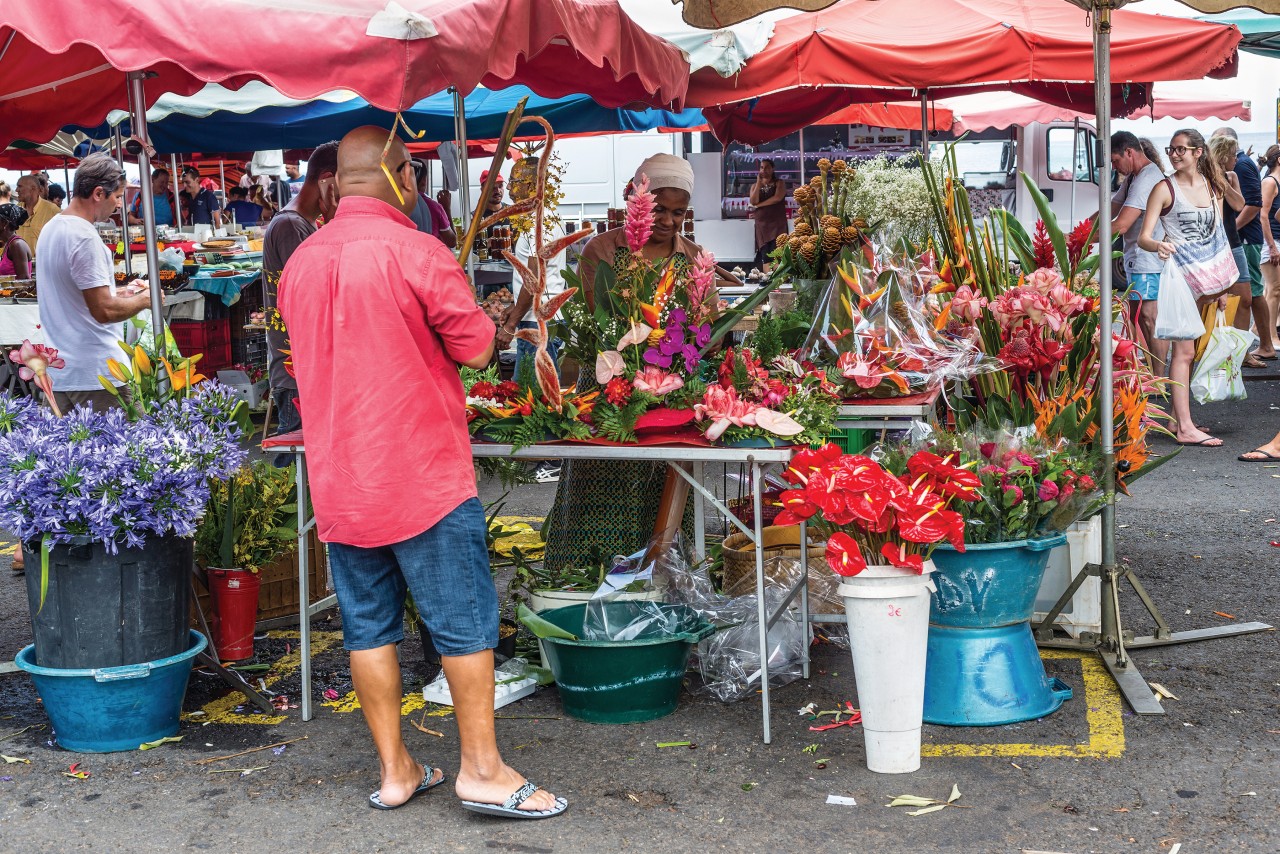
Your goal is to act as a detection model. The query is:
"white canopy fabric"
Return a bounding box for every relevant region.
[949,90,1250,134]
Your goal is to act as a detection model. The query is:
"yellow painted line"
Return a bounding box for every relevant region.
[0,543,18,556]
[920,650,1125,759]
[184,630,344,725]
[322,689,453,719]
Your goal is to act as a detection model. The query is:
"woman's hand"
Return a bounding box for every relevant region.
[1155,241,1178,261]
[1218,292,1230,312]
[1269,242,1280,266]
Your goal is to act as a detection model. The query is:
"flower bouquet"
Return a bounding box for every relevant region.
[923,146,1169,492]
[692,347,838,446]
[774,443,980,575]
[464,371,596,448]
[881,430,1101,546]
[803,251,988,400]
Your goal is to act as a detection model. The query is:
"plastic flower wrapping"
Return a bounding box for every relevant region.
[800,247,995,400]
[0,385,247,552]
[774,443,981,576]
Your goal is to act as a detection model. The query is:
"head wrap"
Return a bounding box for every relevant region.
[0,203,29,231]
[634,153,693,195]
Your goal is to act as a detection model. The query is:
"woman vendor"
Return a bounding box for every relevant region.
[750,158,788,270]
[541,153,739,574]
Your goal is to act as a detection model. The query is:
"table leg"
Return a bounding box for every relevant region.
[752,459,771,744]
[296,450,313,721]
[692,460,706,561]
[800,521,810,680]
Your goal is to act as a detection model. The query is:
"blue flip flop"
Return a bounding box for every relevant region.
[369,766,446,810]
[461,781,568,820]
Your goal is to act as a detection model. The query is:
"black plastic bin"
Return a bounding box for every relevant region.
[23,535,193,669]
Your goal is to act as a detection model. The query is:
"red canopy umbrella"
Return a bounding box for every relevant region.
[687,0,1241,144]
[0,0,690,149]
[950,91,1251,133]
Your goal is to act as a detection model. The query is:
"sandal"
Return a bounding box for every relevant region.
[369,766,446,810]
[1242,355,1268,370]
[461,781,568,820]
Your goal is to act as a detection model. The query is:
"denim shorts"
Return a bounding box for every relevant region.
[1231,245,1251,285]
[1126,272,1160,301]
[327,497,498,655]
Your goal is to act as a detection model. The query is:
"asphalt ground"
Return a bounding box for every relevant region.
[0,381,1277,853]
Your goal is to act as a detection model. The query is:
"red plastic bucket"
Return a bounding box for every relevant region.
[207,569,261,660]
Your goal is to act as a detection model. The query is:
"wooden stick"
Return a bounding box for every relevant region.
[455,96,529,267]
[193,736,307,765]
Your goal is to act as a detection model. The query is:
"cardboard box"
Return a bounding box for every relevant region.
[216,369,270,408]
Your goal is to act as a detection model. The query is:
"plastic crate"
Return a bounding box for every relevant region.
[232,328,269,370]
[170,318,231,372]
[826,426,871,454]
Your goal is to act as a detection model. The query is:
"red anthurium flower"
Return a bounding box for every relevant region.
[826,532,867,577]
[777,489,818,521]
[848,487,891,524]
[896,502,951,544]
[880,542,925,573]
[833,455,887,491]
[783,443,842,485]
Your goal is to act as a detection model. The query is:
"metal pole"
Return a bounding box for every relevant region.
[125,72,165,344]
[798,126,806,185]
[61,157,70,199]
[219,159,225,200]
[454,88,475,281]
[170,153,182,231]
[113,125,134,278]
[1094,7,1116,639]
[920,89,930,156]
[1070,117,1080,227]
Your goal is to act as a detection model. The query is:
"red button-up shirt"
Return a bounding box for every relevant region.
[279,196,494,547]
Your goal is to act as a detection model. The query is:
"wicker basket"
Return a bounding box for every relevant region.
[193,530,330,625]
[720,525,841,614]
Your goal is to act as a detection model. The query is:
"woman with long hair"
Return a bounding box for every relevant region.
[1139,128,1237,448]
[1259,144,1280,350]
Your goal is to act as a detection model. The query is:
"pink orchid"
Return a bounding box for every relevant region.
[9,339,64,417]
[694,385,758,441]
[595,350,626,385]
[754,408,804,437]
[951,285,987,322]
[624,174,654,253]
[633,366,683,396]
[617,321,653,350]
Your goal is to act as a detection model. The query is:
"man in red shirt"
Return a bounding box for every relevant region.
[279,126,566,819]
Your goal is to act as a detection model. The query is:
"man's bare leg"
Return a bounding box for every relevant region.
[446,650,559,812]
[1133,299,1166,378]
[350,645,442,806]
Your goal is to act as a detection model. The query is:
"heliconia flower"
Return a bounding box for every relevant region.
[617,322,653,350]
[595,350,626,384]
[632,366,683,396]
[826,532,867,577]
[625,174,654,253]
[639,265,677,327]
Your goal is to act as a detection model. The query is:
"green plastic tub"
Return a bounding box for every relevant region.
[537,602,715,724]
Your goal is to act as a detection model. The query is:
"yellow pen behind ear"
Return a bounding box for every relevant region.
[379,113,427,207]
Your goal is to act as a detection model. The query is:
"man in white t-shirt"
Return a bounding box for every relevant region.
[37,154,155,412]
[1110,131,1167,375]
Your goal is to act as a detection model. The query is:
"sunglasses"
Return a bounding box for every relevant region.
[1165,145,1200,156]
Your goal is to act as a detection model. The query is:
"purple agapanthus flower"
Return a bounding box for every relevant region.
[0,384,247,552]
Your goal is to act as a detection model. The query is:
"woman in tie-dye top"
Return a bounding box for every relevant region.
[1139,128,1235,449]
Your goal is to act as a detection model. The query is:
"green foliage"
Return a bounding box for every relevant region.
[593,392,657,443]
[748,310,785,363]
[195,461,299,572]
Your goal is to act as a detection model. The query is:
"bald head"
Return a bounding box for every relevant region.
[337,125,417,216]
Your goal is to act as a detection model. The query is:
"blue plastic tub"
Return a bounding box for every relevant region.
[16,630,207,753]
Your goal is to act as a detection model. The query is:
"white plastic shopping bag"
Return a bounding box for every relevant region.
[1153,257,1205,341]
[1190,310,1257,404]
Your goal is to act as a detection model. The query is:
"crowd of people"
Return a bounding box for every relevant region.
[1110,126,1280,458]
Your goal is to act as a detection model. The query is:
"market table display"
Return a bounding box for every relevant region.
[262,430,814,742]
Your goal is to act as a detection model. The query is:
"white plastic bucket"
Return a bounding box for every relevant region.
[838,562,935,774]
